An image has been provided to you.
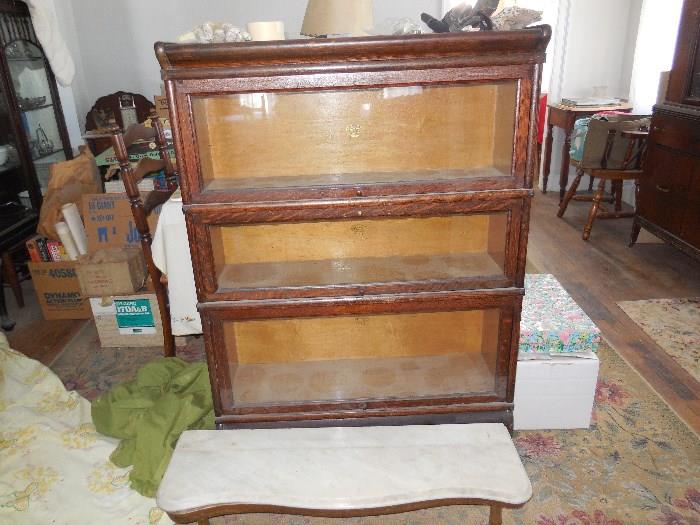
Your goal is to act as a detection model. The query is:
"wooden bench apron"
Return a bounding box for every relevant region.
[157,423,532,525]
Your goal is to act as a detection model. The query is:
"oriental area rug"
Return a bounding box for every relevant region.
[618,297,700,383]
[49,324,700,525]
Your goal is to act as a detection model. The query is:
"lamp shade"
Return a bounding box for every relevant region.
[301,0,373,37]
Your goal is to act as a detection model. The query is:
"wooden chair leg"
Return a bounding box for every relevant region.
[557,168,583,218]
[583,178,606,240]
[588,175,595,192]
[613,180,624,212]
[0,257,15,331]
[1,252,23,308]
[489,505,503,525]
[629,217,642,247]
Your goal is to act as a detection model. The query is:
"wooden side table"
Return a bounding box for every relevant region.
[542,102,632,200]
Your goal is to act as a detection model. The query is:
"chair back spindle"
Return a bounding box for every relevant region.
[109,123,176,357]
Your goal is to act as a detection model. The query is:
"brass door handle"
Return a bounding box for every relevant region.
[656,185,671,193]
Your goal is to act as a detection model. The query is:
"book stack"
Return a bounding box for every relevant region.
[561,97,622,108]
[26,235,67,262]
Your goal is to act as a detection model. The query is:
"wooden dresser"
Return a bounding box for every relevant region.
[156,28,550,430]
[631,0,700,260]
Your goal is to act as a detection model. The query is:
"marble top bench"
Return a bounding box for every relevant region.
[157,423,532,525]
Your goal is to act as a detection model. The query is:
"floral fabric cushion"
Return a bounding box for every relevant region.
[520,274,601,355]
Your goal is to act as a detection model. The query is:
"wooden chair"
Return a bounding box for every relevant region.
[109,113,178,356]
[557,117,649,240]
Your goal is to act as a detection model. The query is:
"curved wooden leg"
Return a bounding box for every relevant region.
[489,505,503,525]
[583,178,606,240]
[557,168,583,218]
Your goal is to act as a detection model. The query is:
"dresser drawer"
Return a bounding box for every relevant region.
[650,111,700,156]
[186,192,530,302]
[680,169,700,248]
[638,143,694,233]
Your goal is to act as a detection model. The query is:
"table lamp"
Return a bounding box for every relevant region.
[301,0,373,37]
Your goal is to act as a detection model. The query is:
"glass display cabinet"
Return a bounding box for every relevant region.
[157,27,550,430]
[0,0,72,212]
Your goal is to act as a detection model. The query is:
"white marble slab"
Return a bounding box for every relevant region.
[157,424,532,514]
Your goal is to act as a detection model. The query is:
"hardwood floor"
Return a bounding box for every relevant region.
[529,192,700,434]
[3,192,699,434]
[3,279,86,366]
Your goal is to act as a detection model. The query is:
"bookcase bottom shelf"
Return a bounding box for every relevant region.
[218,252,504,292]
[230,352,494,407]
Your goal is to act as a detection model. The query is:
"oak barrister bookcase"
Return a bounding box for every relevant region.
[156,27,551,430]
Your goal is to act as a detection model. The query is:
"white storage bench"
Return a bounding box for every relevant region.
[157,424,532,525]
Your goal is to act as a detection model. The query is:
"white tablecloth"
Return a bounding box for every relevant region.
[151,192,202,335]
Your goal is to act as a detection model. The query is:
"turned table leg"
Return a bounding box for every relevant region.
[559,130,572,202]
[542,123,553,193]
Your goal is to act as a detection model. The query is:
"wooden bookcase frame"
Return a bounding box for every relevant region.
[156,28,551,430]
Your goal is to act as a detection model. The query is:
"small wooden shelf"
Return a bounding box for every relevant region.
[231,352,494,407]
[218,252,504,293]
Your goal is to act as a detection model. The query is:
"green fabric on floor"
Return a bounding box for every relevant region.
[91,357,214,497]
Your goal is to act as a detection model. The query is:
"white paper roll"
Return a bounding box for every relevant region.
[61,202,88,255]
[247,21,285,41]
[55,221,79,261]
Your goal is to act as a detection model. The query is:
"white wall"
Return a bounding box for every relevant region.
[628,0,684,114]
[63,0,439,131]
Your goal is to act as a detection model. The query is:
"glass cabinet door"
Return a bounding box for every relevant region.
[192,81,518,195]
[690,45,700,100]
[0,80,29,207]
[4,38,66,200]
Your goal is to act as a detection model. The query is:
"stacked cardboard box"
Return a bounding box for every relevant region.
[76,193,163,347]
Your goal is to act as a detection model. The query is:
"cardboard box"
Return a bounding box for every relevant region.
[28,262,92,320]
[82,193,160,253]
[77,249,147,297]
[90,293,163,347]
[154,95,169,119]
[513,354,599,430]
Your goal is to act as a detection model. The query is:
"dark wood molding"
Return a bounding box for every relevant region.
[156,26,551,75]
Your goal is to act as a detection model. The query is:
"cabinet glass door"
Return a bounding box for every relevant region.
[4,39,66,198]
[690,44,700,100]
[0,79,28,208]
[221,308,503,408]
[192,82,518,194]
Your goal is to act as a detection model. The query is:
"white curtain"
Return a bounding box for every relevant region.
[628,0,683,113]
